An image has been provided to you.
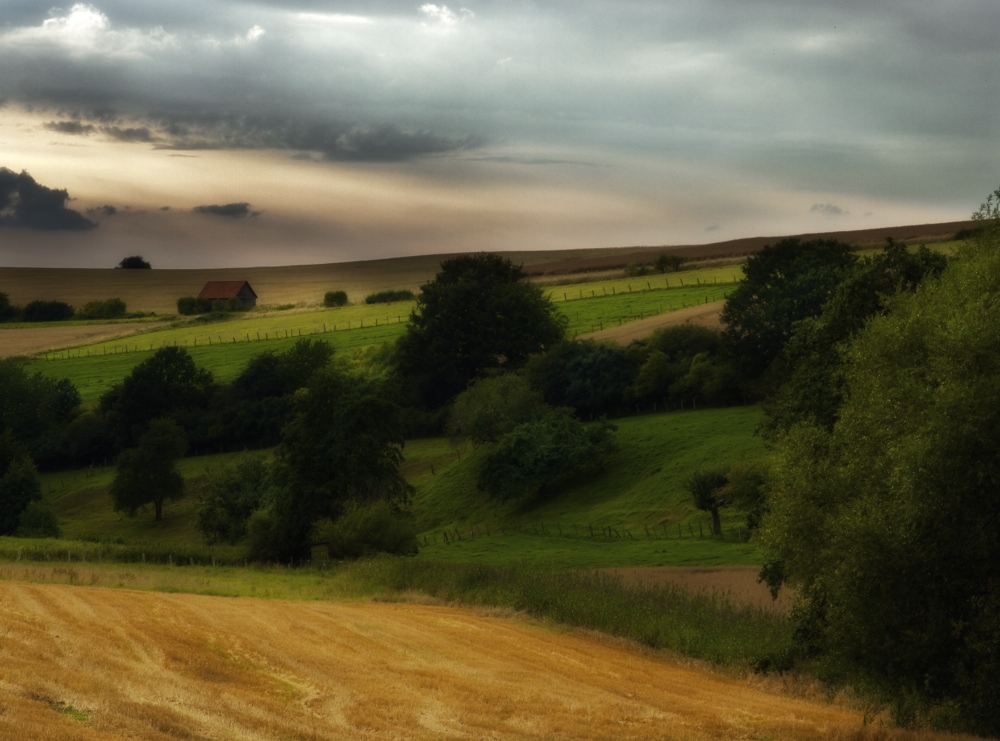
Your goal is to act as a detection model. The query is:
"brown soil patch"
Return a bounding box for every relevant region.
[0,322,170,358]
[602,566,795,614]
[583,301,724,345]
[0,581,969,740]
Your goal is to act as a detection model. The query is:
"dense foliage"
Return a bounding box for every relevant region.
[77,298,127,320]
[760,223,1000,733]
[117,255,151,269]
[395,253,565,407]
[721,238,856,378]
[22,300,74,322]
[526,340,634,418]
[110,418,188,521]
[364,289,415,304]
[0,432,42,535]
[323,290,349,307]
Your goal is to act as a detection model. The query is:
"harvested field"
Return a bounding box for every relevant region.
[583,300,724,345]
[0,581,971,741]
[602,566,795,614]
[0,220,972,314]
[0,321,169,358]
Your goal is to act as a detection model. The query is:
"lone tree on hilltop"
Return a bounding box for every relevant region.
[116,255,151,269]
[110,418,187,521]
[395,253,566,408]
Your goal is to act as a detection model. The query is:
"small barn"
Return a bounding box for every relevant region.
[197,280,257,309]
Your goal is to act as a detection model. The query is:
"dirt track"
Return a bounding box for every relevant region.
[583,301,724,345]
[0,322,169,358]
[0,581,976,740]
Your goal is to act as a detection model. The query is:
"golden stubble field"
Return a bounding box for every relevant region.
[0,581,977,741]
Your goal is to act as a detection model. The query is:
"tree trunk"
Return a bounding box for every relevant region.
[710,507,721,536]
[154,498,163,522]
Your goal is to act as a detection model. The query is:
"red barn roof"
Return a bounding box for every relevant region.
[197,280,257,300]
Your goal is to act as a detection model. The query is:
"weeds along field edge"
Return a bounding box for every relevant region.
[0,552,793,669]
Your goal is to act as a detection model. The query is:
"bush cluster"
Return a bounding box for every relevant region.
[323,290,348,307]
[364,289,415,304]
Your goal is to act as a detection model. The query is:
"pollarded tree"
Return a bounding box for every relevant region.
[395,253,566,408]
[110,418,188,521]
[686,468,728,535]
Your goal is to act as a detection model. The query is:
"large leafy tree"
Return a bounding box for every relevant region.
[759,216,1000,733]
[395,253,565,408]
[102,346,213,446]
[721,238,856,378]
[253,366,412,561]
[762,240,948,435]
[110,418,188,521]
[526,340,635,418]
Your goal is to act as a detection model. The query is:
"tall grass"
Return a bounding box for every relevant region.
[344,557,792,668]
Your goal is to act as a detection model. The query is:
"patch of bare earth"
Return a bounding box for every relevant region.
[582,301,724,345]
[0,582,976,740]
[0,322,170,358]
[601,566,795,614]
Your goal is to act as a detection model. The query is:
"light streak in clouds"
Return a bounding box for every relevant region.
[0,1,996,267]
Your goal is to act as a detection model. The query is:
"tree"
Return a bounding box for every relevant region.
[762,239,947,435]
[476,408,616,501]
[395,253,565,407]
[654,253,684,273]
[0,359,80,455]
[110,418,187,521]
[448,373,546,444]
[117,255,151,269]
[0,292,17,322]
[759,219,1000,733]
[0,432,41,535]
[526,340,635,418]
[196,454,275,544]
[102,346,213,446]
[254,366,412,560]
[22,300,74,322]
[686,468,728,535]
[721,238,856,378]
[77,298,127,320]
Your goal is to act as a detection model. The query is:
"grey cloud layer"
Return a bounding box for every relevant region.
[2,2,998,196]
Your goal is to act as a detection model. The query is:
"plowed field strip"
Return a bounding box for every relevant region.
[0,582,971,740]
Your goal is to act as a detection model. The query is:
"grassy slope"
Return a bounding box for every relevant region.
[403,407,768,568]
[31,407,767,569]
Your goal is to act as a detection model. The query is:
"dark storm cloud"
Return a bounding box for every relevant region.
[102,125,154,142]
[1,1,998,210]
[0,168,97,231]
[44,120,96,135]
[193,202,258,218]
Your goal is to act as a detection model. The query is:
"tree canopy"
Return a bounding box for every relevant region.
[721,238,856,378]
[117,255,151,269]
[759,225,1000,733]
[395,253,565,407]
[110,418,188,521]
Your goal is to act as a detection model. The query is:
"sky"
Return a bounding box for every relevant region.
[0,1,998,268]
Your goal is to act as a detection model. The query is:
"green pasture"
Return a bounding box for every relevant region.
[25,281,732,403]
[30,407,766,569]
[403,407,768,567]
[542,263,743,302]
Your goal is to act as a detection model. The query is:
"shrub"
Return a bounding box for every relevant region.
[476,409,617,501]
[324,290,349,307]
[77,298,127,320]
[176,296,211,315]
[0,292,17,322]
[448,374,546,444]
[365,289,415,304]
[318,500,418,560]
[22,300,74,322]
[15,500,61,538]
